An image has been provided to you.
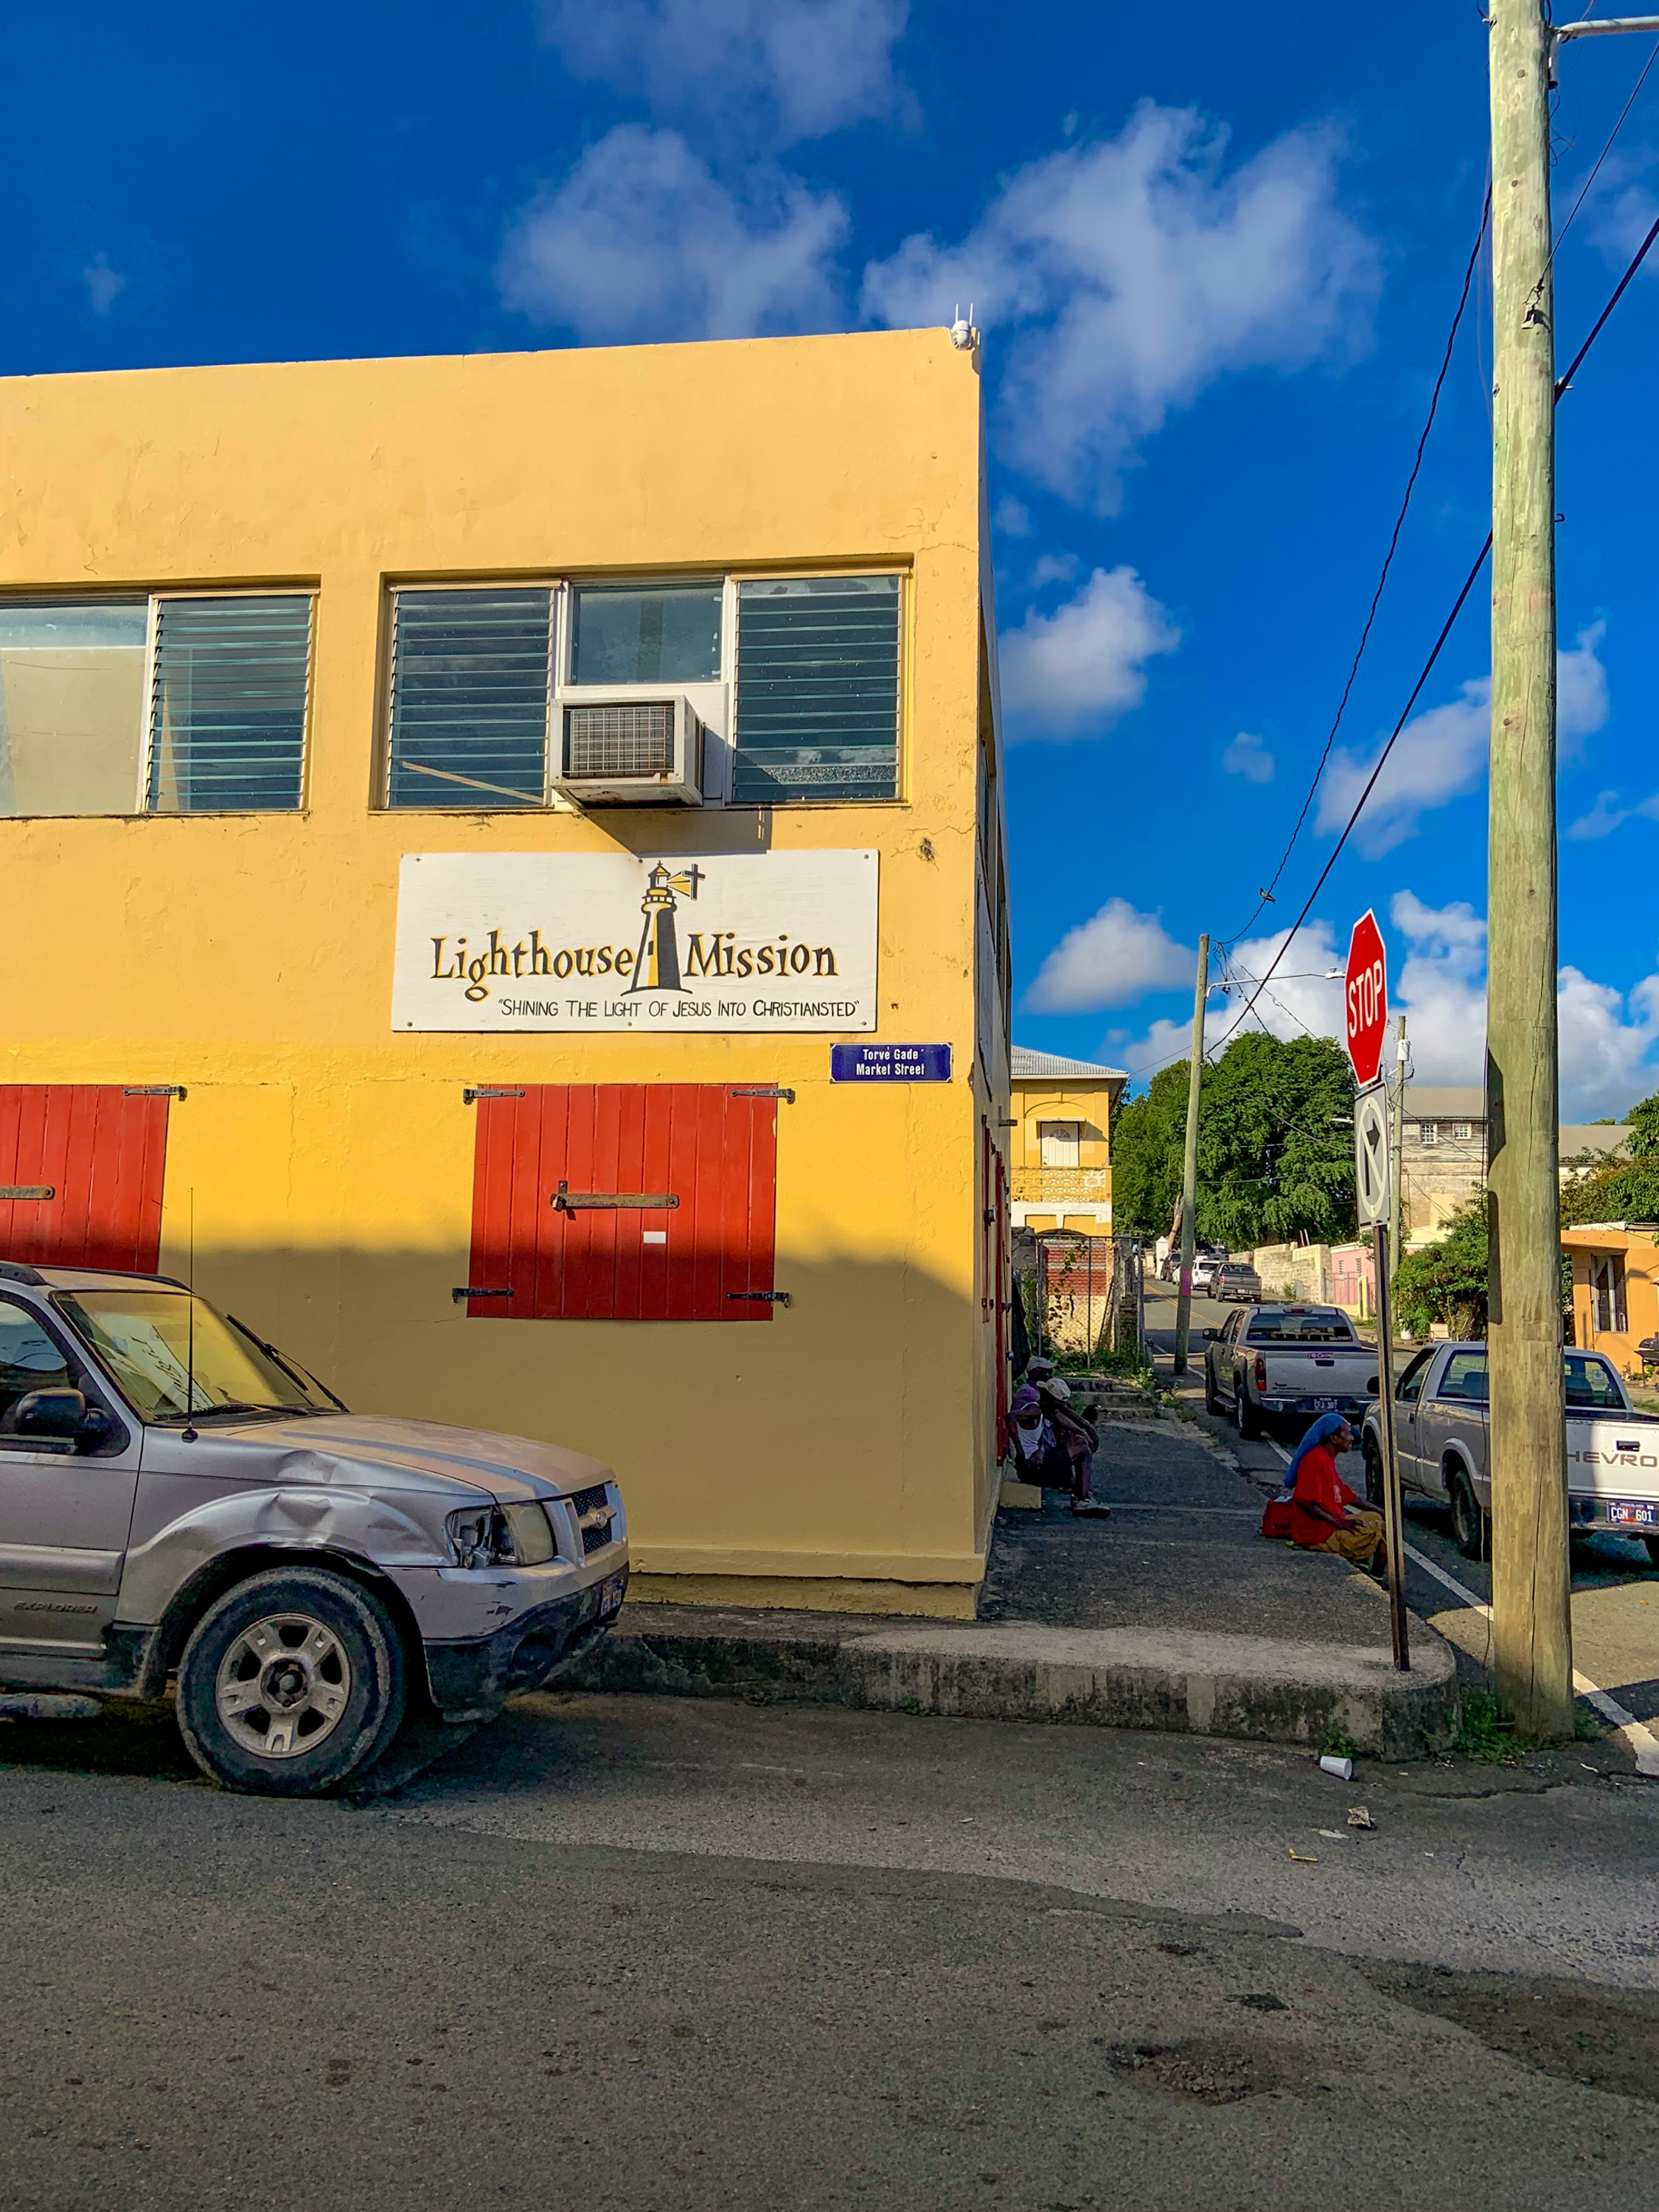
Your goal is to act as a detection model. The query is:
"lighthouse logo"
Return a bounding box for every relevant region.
[626,860,704,992]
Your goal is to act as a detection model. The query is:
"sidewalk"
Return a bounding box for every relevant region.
[564,1386,1457,1759]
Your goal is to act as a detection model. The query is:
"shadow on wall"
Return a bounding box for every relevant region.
[80,1245,1003,1571]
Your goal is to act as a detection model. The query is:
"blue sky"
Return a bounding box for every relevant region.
[6,2,1657,1117]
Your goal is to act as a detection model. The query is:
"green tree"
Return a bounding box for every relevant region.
[1394,1192,1490,1338]
[1110,1060,1189,1241]
[1110,1032,1357,1248]
[1195,1032,1357,1248]
[1560,1086,1659,1226]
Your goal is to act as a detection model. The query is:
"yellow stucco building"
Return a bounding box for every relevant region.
[1564,1224,1659,1379]
[1008,1048,1126,1236]
[0,329,1012,1617]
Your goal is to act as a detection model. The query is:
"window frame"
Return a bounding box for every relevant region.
[139,588,317,816]
[1589,1252,1628,1335]
[1037,1119,1082,1169]
[380,566,908,815]
[0,587,316,820]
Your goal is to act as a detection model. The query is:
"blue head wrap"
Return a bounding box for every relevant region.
[1278,1411,1349,1497]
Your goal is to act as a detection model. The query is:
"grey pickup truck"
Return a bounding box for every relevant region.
[1203,1304,1380,1439]
[0,1261,627,1795]
[1358,1339,1659,1562]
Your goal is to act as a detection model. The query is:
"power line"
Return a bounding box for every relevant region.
[1206,204,1659,1066]
[1223,188,1492,947]
[1534,32,1659,300]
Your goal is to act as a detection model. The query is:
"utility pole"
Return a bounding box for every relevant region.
[1172,933,1210,1377]
[1388,1013,1408,1276]
[1486,0,1571,1739]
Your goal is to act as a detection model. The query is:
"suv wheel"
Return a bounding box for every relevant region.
[1363,1438,1385,1509]
[177,1566,407,1797]
[1448,1470,1486,1562]
[1234,1381,1262,1442]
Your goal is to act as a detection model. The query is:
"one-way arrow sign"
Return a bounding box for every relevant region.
[1354,1080,1391,1228]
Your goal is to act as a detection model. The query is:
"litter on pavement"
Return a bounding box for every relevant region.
[1348,1805,1376,1829]
[1318,1753,1354,1780]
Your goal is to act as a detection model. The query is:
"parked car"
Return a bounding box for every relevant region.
[0,1261,628,1796]
[1190,1251,1227,1295]
[1203,1304,1379,1440]
[1358,1340,1659,1564]
[1214,1262,1262,1304]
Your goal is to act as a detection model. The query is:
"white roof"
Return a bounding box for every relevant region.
[1011,1048,1128,1081]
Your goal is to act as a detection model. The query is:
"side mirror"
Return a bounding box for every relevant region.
[1202,1327,1219,1341]
[10,1387,91,1440]
[1367,1374,1380,1396]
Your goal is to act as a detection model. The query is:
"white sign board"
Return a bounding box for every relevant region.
[392,850,879,1033]
[1354,1080,1391,1228]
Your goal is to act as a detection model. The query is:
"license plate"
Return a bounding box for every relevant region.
[1607,1500,1659,1528]
[1309,1397,1338,1414]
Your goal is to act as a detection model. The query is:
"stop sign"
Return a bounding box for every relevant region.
[1344,911,1388,1087]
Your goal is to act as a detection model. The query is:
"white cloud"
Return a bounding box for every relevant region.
[1222,729,1274,784]
[82,254,126,316]
[1389,892,1486,1088]
[998,566,1179,740]
[993,495,1033,538]
[499,125,846,342]
[1568,789,1632,841]
[1558,970,1659,1123]
[1026,899,1194,1014]
[1315,623,1610,855]
[539,0,911,143]
[860,100,1377,512]
[1029,552,1080,588]
[1568,786,1659,841]
[1557,619,1609,758]
[1103,890,1659,1119]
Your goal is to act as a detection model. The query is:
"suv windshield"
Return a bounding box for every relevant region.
[55,1288,330,1422]
[1244,1310,1357,1343]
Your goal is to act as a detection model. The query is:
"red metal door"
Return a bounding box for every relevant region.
[467,1085,779,1321]
[0,1085,170,1273]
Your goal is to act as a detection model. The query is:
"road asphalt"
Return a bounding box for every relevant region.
[0,1287,1655,2207]
[2,1689,1658,2209]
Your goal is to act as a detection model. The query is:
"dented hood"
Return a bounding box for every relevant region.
[155,1412,613,1505]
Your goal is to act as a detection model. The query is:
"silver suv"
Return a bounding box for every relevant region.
[0,1262,627,1796]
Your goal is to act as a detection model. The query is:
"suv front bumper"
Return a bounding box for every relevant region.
[422,1564,628,1719]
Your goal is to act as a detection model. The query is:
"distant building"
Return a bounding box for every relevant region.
[1399,1085,1629,1245]
[1008,1048,1128,1237]
[1562,1223,1659,1376]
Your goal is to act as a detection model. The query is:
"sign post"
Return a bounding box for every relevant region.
[1346,912,1408,1672]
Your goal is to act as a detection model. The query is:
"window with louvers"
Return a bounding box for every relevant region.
[147,596,312,812]
[388,588,553,808]
[733,576,900,803]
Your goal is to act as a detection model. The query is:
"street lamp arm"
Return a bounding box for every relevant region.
[1554,16,1659,37]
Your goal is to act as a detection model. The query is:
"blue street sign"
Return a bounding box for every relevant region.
[830,1043,953,1083]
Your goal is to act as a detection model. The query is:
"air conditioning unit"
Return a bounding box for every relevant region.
[552,697,704,807]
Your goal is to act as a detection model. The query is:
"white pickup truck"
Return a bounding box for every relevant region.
[1203,1304,1380,1440]
[1358,1340,1659,1563]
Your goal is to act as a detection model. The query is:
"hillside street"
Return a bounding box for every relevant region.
[1147,1279,1659,1737]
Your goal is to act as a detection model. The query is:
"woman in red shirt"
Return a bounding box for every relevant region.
[1289,1416,1385,1574]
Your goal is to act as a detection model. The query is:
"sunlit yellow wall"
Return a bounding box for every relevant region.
[0,331,1006,1614]
[1565,1228,1659,1380]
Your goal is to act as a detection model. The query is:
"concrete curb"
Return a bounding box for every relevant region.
[560,1607,1458,1759]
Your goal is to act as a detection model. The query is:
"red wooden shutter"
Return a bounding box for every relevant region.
[0,1085,170,1273]
[467,1085,779,1321]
